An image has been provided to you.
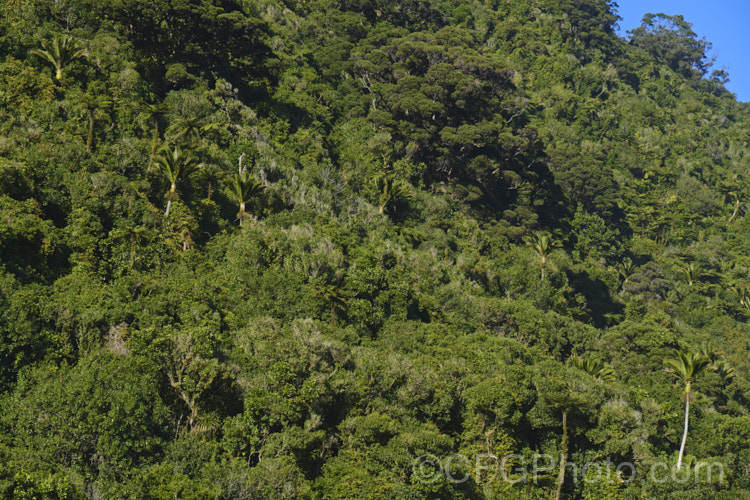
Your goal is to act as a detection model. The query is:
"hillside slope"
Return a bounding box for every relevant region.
[2,0,750,498]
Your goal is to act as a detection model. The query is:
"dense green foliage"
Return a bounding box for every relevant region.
[2,0,750,498]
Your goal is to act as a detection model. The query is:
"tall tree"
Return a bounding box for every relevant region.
[163,329,222,433]
[534,361,599,500]
[629,13,714,78]
[664,349,713,469]
[539,390,590,500]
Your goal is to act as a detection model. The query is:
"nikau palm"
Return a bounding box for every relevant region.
[109,224,147,270]
[228,156,265,225]
[31,33,87,82]
[715,360,737,384]
[525,232,561,281]
[166,117,215,146]
[78,93,111,152]
[202,162,223,202]
[155,145,199,218]
[678,262,699,288]
[539,390,589,500]
[567,355,615,382]
[616,257,636,286]
[374,173,413,216]
[142,103,166,171]
[313,283,348,326]
[664,349,713,470]
[730,286,750,312]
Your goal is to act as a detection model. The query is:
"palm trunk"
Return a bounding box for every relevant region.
[677,399,689,470]
[239,202,246,226]
[555,408,568,500]
[129,234,136,269]
[165,183,176,217]
[55,66,63,82]
[148,122,159,172]
[87,111,95,152]
[729,200,740,224]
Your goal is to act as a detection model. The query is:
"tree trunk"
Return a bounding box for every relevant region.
[148,121,159,172]
[555,408,568,500]
[129,234,136,269]
[165,183,176,217]
[677,399,689,470]
[87,111,95,152]
[239,202,246,226]
[729,200,740,224]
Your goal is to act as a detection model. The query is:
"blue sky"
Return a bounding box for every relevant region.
[614,1,750,102]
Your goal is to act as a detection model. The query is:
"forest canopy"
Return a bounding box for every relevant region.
[1,0,750,498]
